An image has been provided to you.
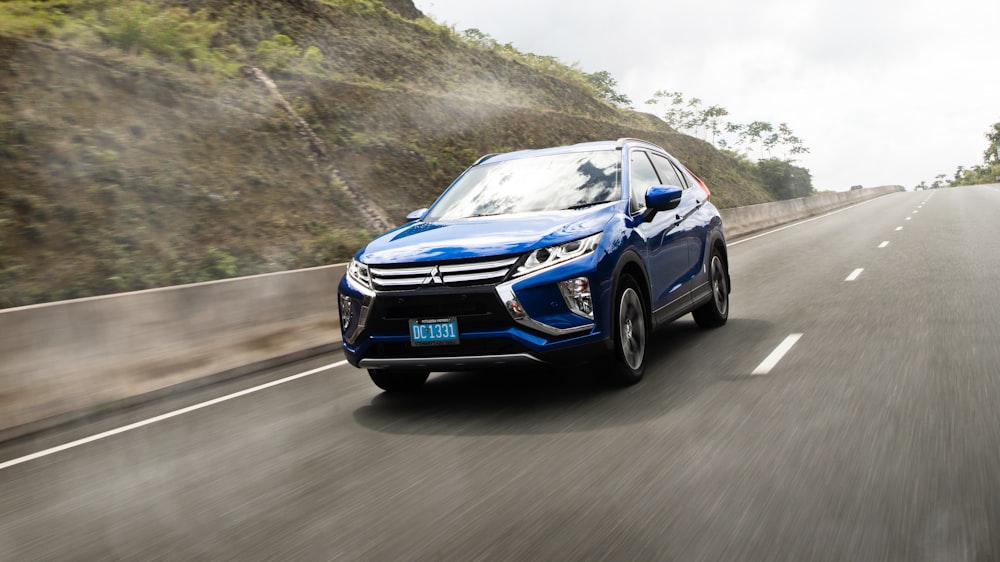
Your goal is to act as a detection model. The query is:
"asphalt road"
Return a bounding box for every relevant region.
[3,186,1000,560]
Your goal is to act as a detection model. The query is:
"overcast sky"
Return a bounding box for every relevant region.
[414,0,998,191]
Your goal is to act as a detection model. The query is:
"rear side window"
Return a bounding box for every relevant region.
[650,153,687,189]
[629,150,659,214]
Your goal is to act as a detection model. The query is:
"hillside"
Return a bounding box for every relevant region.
[0,0,775,308]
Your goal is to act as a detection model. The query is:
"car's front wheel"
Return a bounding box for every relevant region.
[368,369,429,392]
[601,275,648,386]
[692,248,729,328]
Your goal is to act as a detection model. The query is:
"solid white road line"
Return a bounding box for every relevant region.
[878,241,890,248]
[0,360,349,472]
[846,268,864,281]
[752,334,803,375]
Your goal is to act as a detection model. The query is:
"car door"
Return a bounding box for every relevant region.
[649,152,704,295]
[628,149,692,316]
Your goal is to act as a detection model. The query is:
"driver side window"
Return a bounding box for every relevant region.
[629,150,659,215]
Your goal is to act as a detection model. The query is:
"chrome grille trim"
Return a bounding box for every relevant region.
[369,257,519,290]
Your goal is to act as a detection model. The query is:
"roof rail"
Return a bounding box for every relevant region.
[615,137,652,149]
[473,153,498,165]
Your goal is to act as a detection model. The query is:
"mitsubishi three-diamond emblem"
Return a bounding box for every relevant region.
[422,265,444,285]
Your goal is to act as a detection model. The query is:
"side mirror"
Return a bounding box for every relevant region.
[406,208,428,222]
[642,185,683,221]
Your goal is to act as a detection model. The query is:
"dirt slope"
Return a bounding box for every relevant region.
[0,0,773,308]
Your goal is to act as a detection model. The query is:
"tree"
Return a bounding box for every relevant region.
[685,97,704,137]
[777,122,809,159]
[745,121,774,160]
[954,165,966,183]
[461,28,496,49]
[725,122,748,155]
[645,90,689,132]
[583,70,631,107]
[985,121,1000,165]
[757,159,814,200]
[701,105,729,147]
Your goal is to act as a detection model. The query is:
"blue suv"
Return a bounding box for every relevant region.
[338,138,730,391]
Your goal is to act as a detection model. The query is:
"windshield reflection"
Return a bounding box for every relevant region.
[424,151,620,221]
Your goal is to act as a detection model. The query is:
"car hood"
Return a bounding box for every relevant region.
[358,205,618,264]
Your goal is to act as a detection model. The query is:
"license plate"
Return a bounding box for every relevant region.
[409,317,459,346]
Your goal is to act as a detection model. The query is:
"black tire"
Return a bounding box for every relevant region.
[368,369,429,392]
[692,249,729,329]
[601,275,648,386]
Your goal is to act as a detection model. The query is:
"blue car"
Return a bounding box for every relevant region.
[338,138,730,391]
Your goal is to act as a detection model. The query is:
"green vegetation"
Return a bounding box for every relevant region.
[0,0,785,308]
[914,120,1000,189]
[756,159,814,200]
[931,120,1000,189]
[646,90,814,199]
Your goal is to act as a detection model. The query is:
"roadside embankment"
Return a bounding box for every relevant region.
[0,186,902,439]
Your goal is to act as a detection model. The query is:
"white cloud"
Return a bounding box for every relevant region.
[415,0,999,190]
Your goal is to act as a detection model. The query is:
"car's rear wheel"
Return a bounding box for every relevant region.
[692,249,729,328]
[368,369,429,392]
[601,275,648,386]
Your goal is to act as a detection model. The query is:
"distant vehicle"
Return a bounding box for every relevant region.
[338,138,730,391]
[850,185,863,190]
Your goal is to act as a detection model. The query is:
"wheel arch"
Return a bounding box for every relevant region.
[610,251,652,328]
[708,228,731,295]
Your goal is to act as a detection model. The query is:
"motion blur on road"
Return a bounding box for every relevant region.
[2,186,1000,560]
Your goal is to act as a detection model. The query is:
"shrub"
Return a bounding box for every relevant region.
[92,1,221,68]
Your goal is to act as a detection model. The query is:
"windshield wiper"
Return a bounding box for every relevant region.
[565,200,614,210]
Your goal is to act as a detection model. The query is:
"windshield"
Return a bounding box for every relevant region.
[424,150,620,221]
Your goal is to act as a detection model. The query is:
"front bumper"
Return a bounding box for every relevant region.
[338,256,611,370]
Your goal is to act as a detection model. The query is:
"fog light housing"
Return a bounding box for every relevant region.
[558,277,593,319]
[505,297,528,320]
[339,293,353,330]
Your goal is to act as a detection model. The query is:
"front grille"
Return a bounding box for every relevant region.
[373,292,509,331]
[369,256,519,291]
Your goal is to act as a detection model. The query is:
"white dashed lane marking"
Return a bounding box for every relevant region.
[846,268,864,281]
[752,334,804,375]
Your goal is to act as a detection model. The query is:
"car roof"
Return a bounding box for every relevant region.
[478,138,667,165]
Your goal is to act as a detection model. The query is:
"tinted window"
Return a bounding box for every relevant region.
[425,150,620,221]
[629,150,659,213]
[650,153,687,189]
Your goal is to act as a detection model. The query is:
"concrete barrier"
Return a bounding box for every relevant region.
[0,264,346,440]
[0,186,902,439]
[720,185,903,239]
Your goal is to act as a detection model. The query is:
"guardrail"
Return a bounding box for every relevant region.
[0,186,902,439]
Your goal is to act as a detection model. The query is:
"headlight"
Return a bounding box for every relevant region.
[514,233,601,278]
[347,258,372,289]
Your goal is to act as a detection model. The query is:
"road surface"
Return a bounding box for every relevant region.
[2,186,1000,560]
